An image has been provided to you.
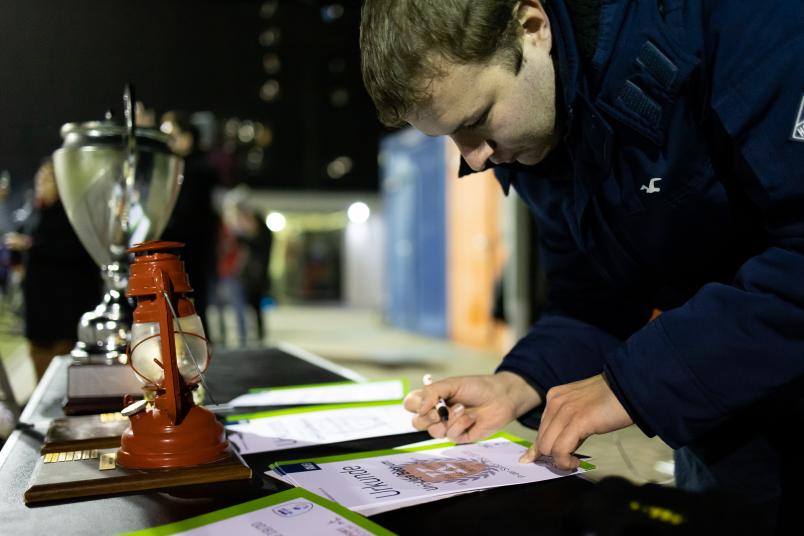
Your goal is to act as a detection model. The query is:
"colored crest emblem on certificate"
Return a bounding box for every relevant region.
[399,458,501,484]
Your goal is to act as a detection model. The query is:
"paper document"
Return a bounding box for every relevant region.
[120,487,396,536]
[226,402,418,455]
[268,434,595,516]
[227,379,407,408]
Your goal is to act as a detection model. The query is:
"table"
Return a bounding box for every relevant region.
[0,343,592,535]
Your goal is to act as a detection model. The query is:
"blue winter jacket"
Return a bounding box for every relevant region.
[471,0,804,513]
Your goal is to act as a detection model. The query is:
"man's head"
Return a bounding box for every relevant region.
[34,157,58,208]
[361,0,559,171]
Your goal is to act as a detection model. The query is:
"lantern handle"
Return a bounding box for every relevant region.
[152,269,185,425]
[161,290,218,406]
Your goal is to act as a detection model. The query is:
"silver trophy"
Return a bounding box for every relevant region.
[53,85,183,366]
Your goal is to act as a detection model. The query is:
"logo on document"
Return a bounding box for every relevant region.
[640,177,662,194]
[272,500,314,518]
[278,462,322,474]
[792,94,804,142]
[400,457,501,484]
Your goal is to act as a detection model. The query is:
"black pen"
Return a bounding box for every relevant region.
[422,374,449,423]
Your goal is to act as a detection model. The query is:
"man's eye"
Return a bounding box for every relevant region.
[465,110,489,131]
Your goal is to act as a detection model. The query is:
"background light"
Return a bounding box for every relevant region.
[321,4,344,23]
[326,155,353,179]
[260,80,281,102]
[266,211,287,232]
[259,27,281,47]
[263,53,281,74]
[329,88,350,107]
[347,202,370,224]
[260,1,278,19]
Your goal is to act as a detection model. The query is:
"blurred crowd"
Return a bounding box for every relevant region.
[0,108,275,381]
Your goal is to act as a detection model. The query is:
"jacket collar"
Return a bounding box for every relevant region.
[458,0,584,194]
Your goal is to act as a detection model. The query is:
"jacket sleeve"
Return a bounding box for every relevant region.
[494,169,653,427]
[604,2,804,449]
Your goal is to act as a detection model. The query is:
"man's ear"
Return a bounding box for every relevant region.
[517,0,551,49]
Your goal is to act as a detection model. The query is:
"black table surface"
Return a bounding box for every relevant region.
[0,346,593,535]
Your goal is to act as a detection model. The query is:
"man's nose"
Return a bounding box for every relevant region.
[453,138,494,172]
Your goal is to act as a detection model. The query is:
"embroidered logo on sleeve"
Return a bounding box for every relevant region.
[640,177,662,194]
[792,94,804,142]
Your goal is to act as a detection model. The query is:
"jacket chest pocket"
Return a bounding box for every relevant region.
[614,123,716,214]
[590,0,714,214]
[576,96,718,218]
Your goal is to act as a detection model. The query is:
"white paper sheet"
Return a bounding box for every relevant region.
[227,380,406,408]
[226,403,417,455]
[270,436,594,516]
[175,497,373,535]
[122,488,393,536]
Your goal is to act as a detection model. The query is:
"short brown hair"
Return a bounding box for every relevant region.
[360,0,523,128]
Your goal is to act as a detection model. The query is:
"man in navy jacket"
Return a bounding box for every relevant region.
[361,0,803,528]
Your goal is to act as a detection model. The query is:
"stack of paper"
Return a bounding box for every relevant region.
[267,433,595,516]
[121,488,396,536]
[226,379,408,408]
[225,401,418,455]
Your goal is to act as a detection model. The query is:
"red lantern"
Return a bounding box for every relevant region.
[116,241,228,469]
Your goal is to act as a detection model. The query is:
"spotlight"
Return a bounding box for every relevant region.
[347,202,370,224]
[265,211,286,232]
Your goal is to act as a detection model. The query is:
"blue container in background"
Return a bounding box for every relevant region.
[381,129,447,338]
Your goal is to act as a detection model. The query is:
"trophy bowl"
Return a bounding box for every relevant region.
[54,133,182,269]
[53,88,183,362]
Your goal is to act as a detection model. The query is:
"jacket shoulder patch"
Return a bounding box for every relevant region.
[791,94,804,142]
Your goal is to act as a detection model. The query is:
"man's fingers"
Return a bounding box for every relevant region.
[415,379,461,415]
[537,387,562,440]
[403,389,423,413]
[536,405,571,458]
[426,421,447,438]
[411,408,443,431]
[551,427,581,470]
[444,405,474,442]
[534,411,583,470]
[519,444,538,464]
[453,427,485,444]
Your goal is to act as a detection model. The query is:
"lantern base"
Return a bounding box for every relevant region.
[116,404,228,469]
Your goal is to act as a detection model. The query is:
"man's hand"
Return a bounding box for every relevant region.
[520,374,633,470]
[403,372,541,443]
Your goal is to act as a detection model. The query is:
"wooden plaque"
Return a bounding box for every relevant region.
[24,446,252,505]
[41,412,131,454]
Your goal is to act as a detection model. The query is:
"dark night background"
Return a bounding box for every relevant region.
[0,0,381,199]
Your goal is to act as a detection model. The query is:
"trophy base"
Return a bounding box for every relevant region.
[63,360,144,416]
[70,345,126,363]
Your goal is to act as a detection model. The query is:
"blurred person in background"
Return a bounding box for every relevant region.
[215,202,248,347]
[234,205,273,344]
[0,171,15,313]
[4,157,101,379]
[160,111,219,335]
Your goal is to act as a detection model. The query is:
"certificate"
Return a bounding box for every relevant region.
[225,401,417,455]
[269,433,595,516]
[120,488,396,535]
[227,379,408,408]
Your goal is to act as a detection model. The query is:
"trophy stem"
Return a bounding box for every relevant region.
[70,262,133,363]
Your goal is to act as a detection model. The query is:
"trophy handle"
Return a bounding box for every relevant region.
[123,83,136,153]
[115,83,140,252]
